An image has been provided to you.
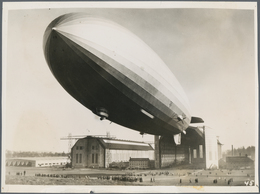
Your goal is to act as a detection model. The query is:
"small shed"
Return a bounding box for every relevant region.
[129,158,150,169]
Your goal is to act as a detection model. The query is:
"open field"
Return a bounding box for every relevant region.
[5,166,255,186]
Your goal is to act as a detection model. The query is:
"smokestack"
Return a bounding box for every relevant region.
[232,145,234,156]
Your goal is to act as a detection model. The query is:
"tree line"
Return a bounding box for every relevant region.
[5,150,69,158]
[222,146,255,161]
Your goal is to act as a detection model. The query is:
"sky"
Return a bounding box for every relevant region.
[3,3,257,153]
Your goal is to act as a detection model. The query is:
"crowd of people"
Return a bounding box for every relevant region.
[35,173,68,178]
[97,175,143,182]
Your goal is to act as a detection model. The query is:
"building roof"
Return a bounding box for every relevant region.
[129,158,150,161]
[80,136,154,151]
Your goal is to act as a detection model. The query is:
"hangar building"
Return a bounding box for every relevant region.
[155,126,221,169]
[71,136,154,168]
[71,126,221,169]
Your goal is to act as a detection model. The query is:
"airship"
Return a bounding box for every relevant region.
[43,13,202,136]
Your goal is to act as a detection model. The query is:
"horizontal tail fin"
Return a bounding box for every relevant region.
[191,117,204,123]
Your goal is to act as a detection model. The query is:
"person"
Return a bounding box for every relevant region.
[24,171,26,176]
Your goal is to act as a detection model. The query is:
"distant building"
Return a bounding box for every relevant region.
[225,155,254,169]
[5,157,69,167]
[129,158,150,169]
[71,136,154,168]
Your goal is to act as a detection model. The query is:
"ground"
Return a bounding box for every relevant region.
[4,166,255,186]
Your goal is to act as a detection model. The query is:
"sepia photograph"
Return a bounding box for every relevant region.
[1,2,258,193]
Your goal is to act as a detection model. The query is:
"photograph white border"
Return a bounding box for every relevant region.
[1,1,258,193]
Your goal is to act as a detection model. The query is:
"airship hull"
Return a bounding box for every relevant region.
[43,13,191,135]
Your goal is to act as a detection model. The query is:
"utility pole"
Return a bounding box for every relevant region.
[68,133,72,154]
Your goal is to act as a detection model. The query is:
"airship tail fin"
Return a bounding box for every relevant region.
[191,117,204,123]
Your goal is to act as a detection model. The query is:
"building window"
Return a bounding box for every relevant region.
[199,145,203,158]
[80,146,83,150]
[92,154,94,163]
[76,146,78,150]
[96,154,98,163]
[92,146,95,150]
[76,154,78,163]
[193,149,197,159]
[79,154,82,163]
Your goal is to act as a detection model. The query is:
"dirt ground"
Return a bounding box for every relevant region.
[4,166,255,186]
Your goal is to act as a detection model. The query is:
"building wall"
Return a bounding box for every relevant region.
[175,145,189,164]
[109,150,154,163]
[6,157,68,168]
[35,158,69,167]
[160,136,175,168]
[71,139,88,168]
[129,160,149,169]
[218,143,222,160]
[72,138,154,168]
[72,138,106,168]
[189,144,206,168]
[154,135,160,169]
[160,129,208,168]
[205,127,219,169]
[86,138,101,168]
[225,156,254,169]
[160,136,191,168]
[6,160,35,167]
[105,149,111,168]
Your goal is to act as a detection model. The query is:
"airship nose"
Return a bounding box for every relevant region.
[52,27,57,31]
